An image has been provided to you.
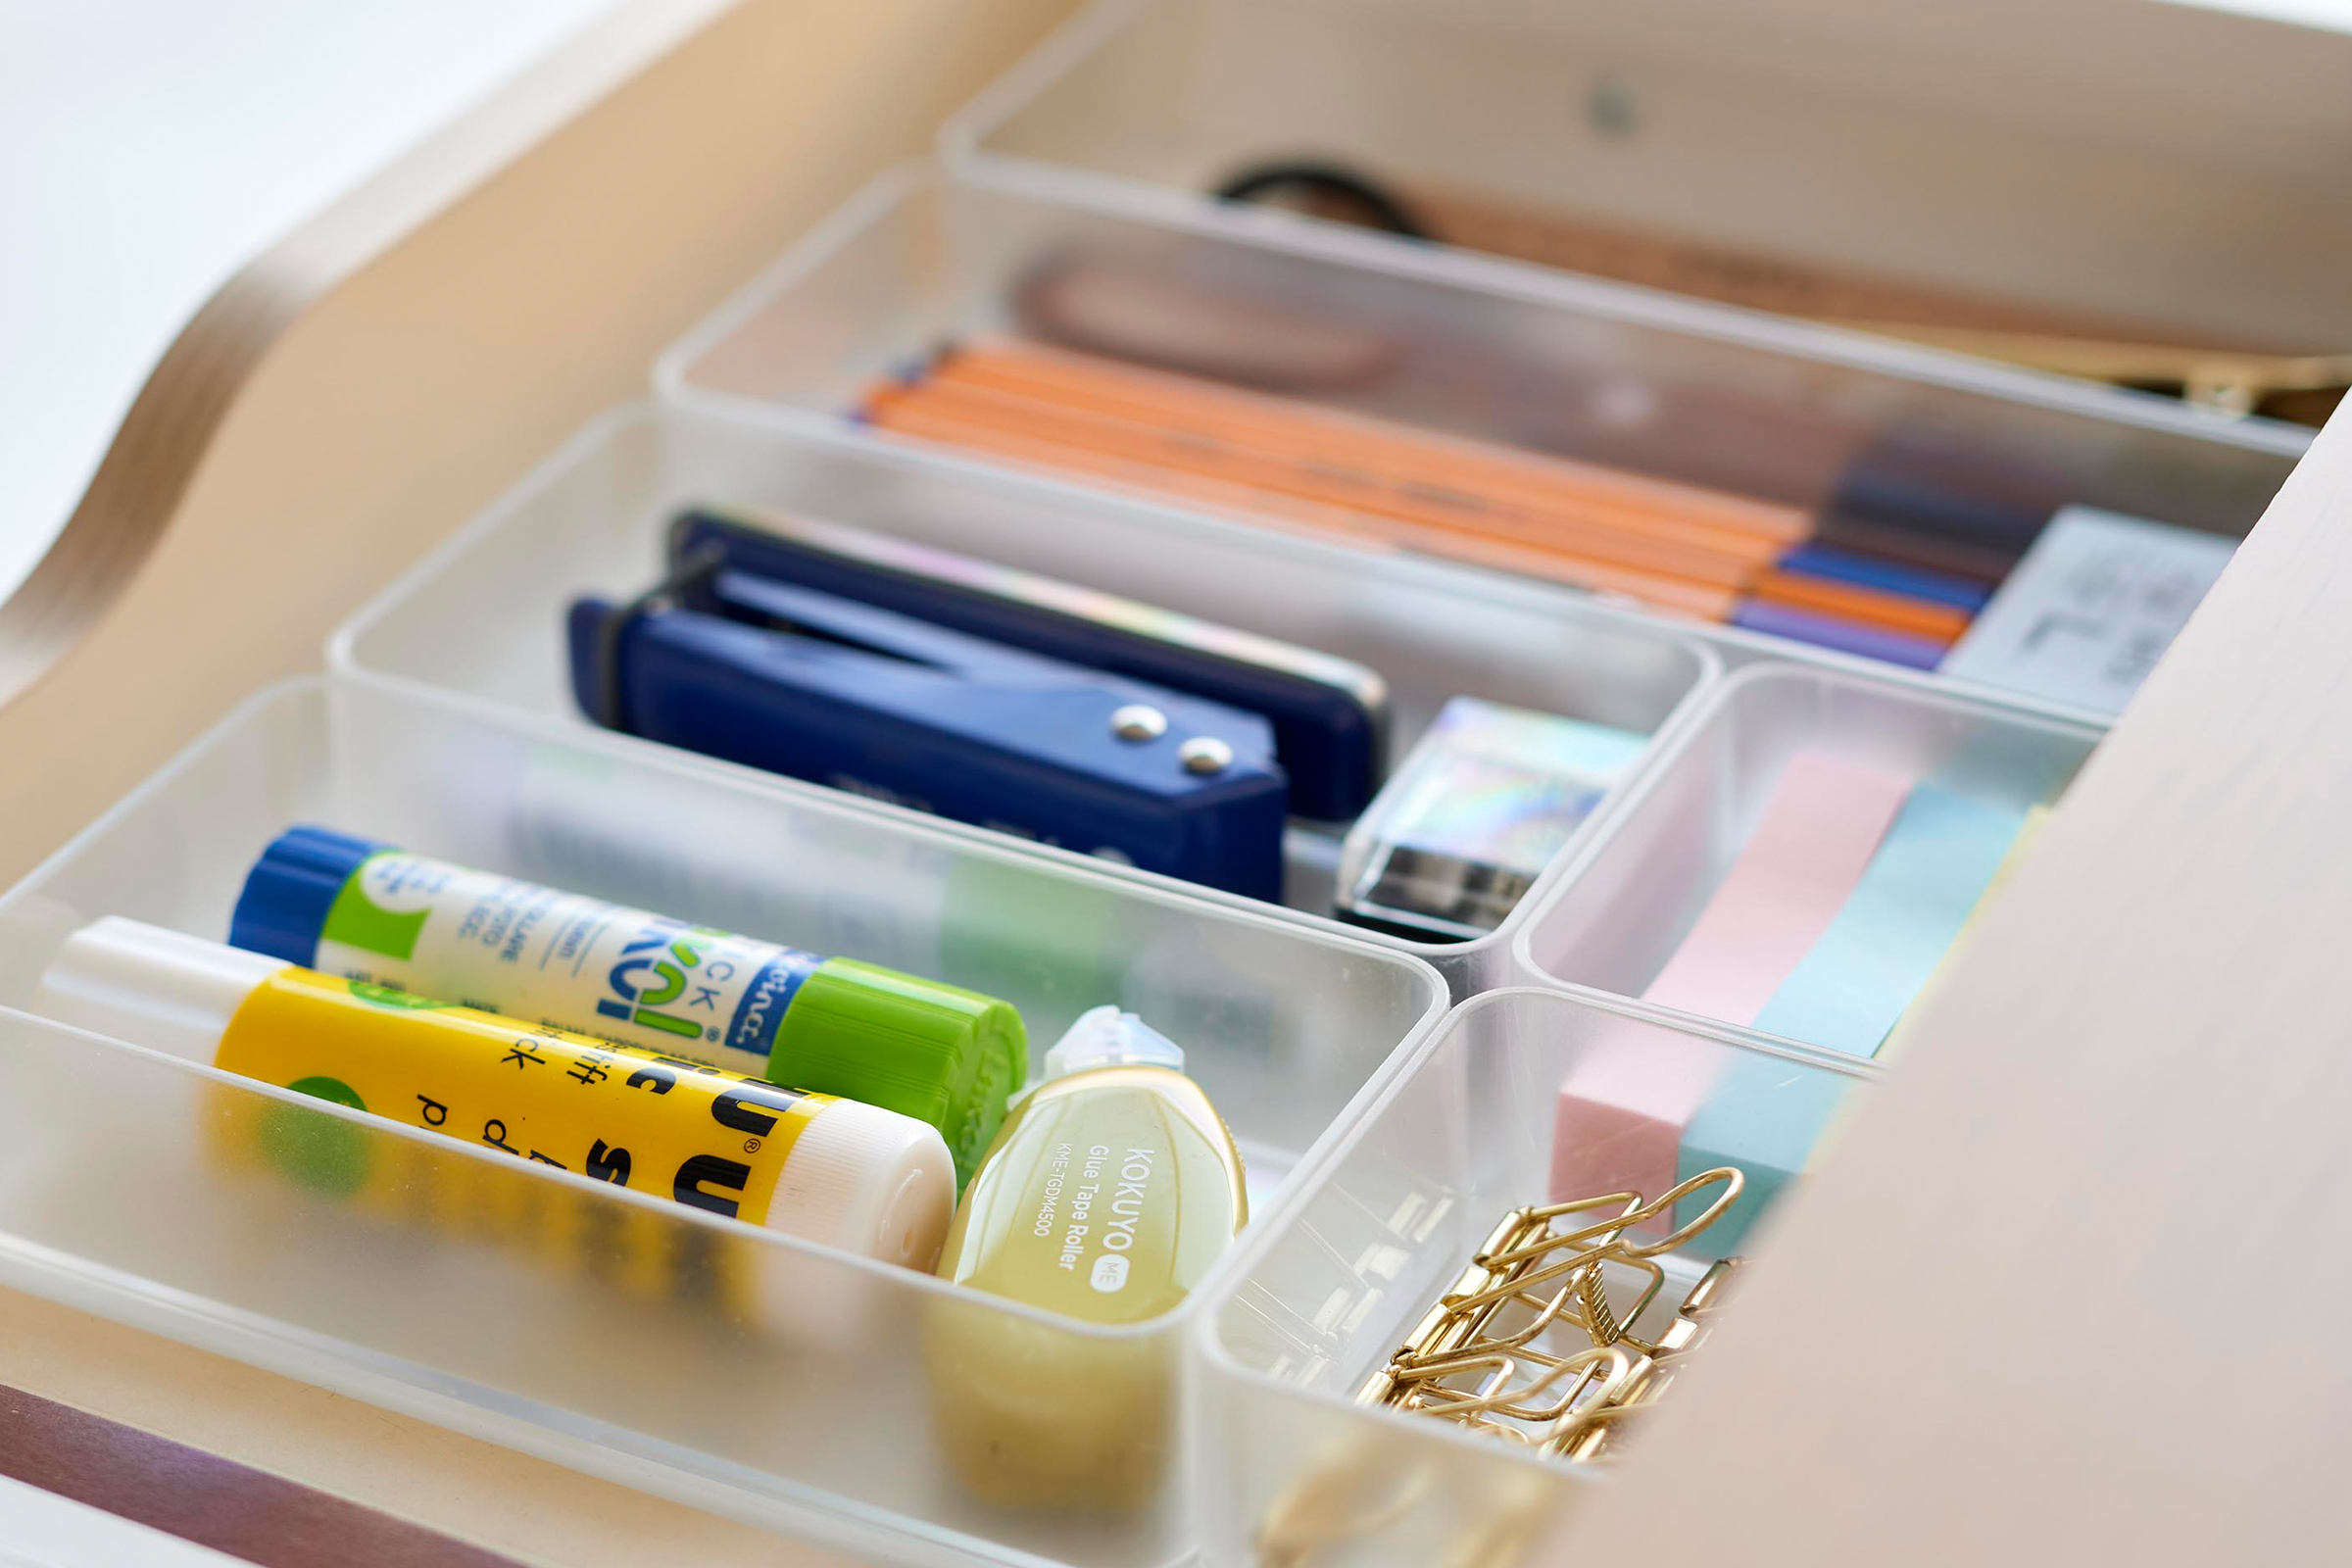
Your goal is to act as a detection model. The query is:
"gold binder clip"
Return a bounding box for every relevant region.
[1356,1167,1745,1462]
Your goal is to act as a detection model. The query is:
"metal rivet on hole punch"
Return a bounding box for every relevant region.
[1179,737,1233,775]
[1110,705,1168,743]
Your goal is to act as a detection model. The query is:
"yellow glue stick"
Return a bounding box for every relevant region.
[33,918,955,1270]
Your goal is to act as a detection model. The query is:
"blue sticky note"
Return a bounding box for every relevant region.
[1677,1054,1848,1250]
[1751,785,2026,1056]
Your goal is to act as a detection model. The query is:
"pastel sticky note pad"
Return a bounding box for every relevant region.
[1804,804,2053,1169]
[1677,1053,1849,1252]
[1751,786,2028,1056]
[1551,1036,1715,1207]
[1877,804,2052,1062]
[1642,752,1912,1029]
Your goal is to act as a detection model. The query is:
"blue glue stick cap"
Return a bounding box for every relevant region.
[228,825,393,964]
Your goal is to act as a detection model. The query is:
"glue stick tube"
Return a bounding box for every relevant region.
[34,918,955,1269]
[228,826,1026,1183]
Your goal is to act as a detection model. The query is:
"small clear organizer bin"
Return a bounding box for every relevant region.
[0,678,1446,1568]
[658,164,2300,682]
[1516,662,2101,1050]
[1192,987,1869,1564]
[947,0,2352,384]
[333,402,1716,993]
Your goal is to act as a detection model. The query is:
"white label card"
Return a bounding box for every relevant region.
[1938,506,2236,715]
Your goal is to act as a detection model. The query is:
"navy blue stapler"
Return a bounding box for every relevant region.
[668,506,1388,820]
[567,552,1291,901]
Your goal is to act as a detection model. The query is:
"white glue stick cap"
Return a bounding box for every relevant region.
[766,1098,956,1269]
[32,917,281,1064]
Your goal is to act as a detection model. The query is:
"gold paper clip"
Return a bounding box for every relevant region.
[1356,1167,1745,1462]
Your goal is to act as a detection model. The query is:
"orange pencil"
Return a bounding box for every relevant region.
[936,337,1807,543]
[860,393,1740,619]
[936,337,1813,546]
[875,375,1767,587]
[869,376,1762,592]
[928,351,1789,566]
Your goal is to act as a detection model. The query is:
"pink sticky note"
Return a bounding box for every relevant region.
[1551,1026,1715,1207]
[1641,751,1912,1028]
[1550,751,1910,1205]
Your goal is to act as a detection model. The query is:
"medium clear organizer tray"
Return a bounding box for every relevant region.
[658,163,2298,674]
[1191,987,1869,1564]
[332,402,1716,992]
[0,678,1446,1568]
[1516,662,2099,1053]
[948,0,2352,412]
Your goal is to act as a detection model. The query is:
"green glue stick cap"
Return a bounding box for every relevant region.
[769,958,1027,1187]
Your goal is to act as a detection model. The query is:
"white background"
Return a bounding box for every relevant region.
[0,0,622,605]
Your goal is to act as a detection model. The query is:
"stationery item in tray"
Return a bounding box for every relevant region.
[33,918,956,1268]
[569,508,1627,941]
[667,504,1390,820]
[1639,752,1914,1031]
[928,1007,1247,1511]
[1746,783,2027,1054]
[1355,1169,1744,1464]
[1332,696,1647,943]
[1213,158,2347,426]
[1690,808,2055,1249]
[1550,749,2041,1240]
[855,339,2010,668]
[231,827,1028,1185]
[1877,805,2050,1061]
[1937,505,2237,715]
[859,336,1795,621]
[567,546,1292,903]
[1731,600,1948,671]
[985,226,2251,696]
[1549,1042,1835,1254]
[1639,749,2030,1054]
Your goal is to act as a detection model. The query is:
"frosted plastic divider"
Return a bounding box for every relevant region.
[330,400,1719,995]
[650,165,2287,730]
[0,677,1446,1568]
[1512,662,2102,1044]
[0,1026,993,1568]
[944,0,2352,401]
[661,165,2305,505]
[1187,987,1872,1563]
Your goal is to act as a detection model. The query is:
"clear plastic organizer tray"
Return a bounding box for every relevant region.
[0,678,1447,1568]
[946,0,2352,382]
[1515,662,2102,1053]
[657,164,2300,648]
[332,401,1717,993]
[1191,987,1870,1564]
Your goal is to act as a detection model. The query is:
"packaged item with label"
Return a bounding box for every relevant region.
[33,918,956,1273]
[926,1007,1247,1511]
[230,827,1025,1183]
[1335,697,1647,942]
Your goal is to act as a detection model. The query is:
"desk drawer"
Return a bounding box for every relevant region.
[0,3,2335,1560]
